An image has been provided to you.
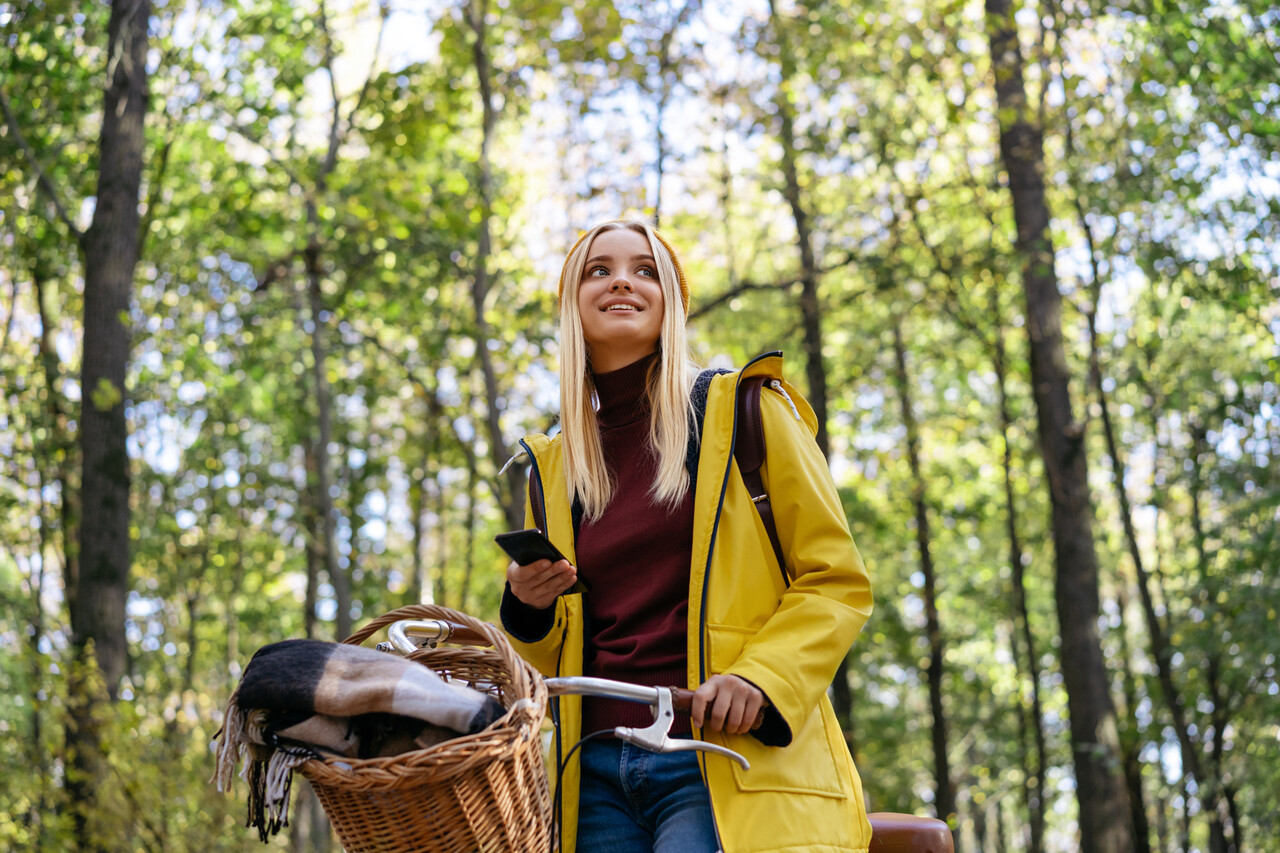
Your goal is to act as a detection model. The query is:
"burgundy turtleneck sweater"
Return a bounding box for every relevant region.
[576,353,694,734]
[501,353,695,735]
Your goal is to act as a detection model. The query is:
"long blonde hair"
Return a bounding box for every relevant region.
[558,220,696,521]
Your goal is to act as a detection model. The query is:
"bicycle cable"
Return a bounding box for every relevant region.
[550,728,617,853]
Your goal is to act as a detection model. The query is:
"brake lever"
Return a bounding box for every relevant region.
[613,687,751,771]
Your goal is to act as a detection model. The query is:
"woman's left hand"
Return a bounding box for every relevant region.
[690,674,766,735]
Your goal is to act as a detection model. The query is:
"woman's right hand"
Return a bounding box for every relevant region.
[507,559,578,609]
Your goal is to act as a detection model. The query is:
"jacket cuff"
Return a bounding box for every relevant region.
[500,583,555,643]
[735,676,792,747]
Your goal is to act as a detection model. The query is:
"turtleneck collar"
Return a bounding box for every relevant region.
[592,350,657,428]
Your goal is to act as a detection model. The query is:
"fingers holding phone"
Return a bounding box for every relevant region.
[496,529,588,609]
[506,558,577,609]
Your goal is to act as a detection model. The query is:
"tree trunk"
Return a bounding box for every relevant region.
[1012,630,1033,853]
[33,266,70,847]
[767,1,830,460]
[35,271,80,601]
[30,478,50,847]
[1187,427,1235,852]
[1179,777,1192,853]
[433,479,448,605]
[458,449,479,611]
[1076,187,1220,853]
[227,515,245,682]
[1153,785,1171,853]
[992,298,1047,853]
[1112,581,1155,853]
[466,0,524,531]
[166,550,204,749]
[1223,785,1242,853]
[289,781,332,853]
[995,797,1008,853]
[983,1,1134,849]
[765,0,853,735]
[653,74,667,228]
[304,242,350,640]
[303,441,321,640]
[68,2,150,848]
[892,320,956,838]
[409,480,426,604]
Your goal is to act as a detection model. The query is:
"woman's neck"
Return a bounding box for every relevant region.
[592,351,657,428]
[586,343,659,374]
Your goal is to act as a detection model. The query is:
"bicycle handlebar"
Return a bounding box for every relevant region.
[377,618,758,769]
[380,620,763,728]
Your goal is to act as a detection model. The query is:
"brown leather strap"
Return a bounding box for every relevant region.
[735,376,788,583]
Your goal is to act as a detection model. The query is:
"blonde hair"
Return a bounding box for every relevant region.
[558,220,697,521]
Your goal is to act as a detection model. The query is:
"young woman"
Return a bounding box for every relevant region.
[501,220,874,853]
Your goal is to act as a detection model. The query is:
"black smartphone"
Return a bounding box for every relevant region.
[494,529,589,594]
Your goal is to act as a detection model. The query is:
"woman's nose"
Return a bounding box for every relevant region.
[609,276,633,291]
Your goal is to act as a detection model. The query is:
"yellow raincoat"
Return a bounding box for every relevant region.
[505,353,874,853]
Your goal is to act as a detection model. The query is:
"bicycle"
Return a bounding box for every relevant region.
[289,604,953,853]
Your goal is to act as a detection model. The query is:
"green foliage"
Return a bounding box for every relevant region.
[0,0,1275,849]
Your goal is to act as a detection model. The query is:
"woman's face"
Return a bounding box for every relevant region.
[576,228,666,373]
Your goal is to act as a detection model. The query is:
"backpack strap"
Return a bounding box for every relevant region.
[735,376,789,586]
[689,369,789,586]
[687,368,732,493]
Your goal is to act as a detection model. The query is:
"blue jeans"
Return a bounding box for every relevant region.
[576,739,720,852]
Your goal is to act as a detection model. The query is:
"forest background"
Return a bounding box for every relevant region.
[1,0,1276,852]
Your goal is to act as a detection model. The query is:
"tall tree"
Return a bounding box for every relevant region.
[621,0,701,227]
[891,317,957,838]
[762,0,857,735]
[66,0,151,847]
[463,0,525,532]
[982,0,1135,850]
[992,289,1048,853]
[765,0,831,459]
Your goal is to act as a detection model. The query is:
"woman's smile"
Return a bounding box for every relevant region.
[577,228,665,372]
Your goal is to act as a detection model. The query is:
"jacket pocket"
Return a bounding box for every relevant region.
[728,701,845,797]
[706,624,844,798]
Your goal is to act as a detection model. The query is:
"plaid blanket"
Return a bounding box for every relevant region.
[213,639,505,840]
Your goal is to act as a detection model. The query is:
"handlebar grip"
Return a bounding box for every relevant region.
[669,686,766,731]
[436,622,493,646]
[391,618,494,649]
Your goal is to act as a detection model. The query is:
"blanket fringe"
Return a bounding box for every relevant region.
[212,689,245,793]
[213,689,315,842]
[247,742,312,841]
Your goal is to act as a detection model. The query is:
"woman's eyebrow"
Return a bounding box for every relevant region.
[584,253,657,264]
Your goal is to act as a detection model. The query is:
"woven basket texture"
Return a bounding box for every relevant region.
[299,604,552,853]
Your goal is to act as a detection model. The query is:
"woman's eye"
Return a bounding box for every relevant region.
[639,267,654,277]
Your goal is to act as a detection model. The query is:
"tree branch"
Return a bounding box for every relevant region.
[344,0,391,137]
[0,249,17,358]
[138,115,177,258]
[892,180,995,349]
[342,320,496,499]
[251,248,305,293]
[0,85,84,243]
[316,0,345,181]
[225,121,307,188]
[687,277,800,322]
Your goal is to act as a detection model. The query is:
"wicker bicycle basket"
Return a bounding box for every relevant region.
[299,604,552,853]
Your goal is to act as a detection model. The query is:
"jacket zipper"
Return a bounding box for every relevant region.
[695,350,781,853]
[697,350,781,685]
[520,438,548,534]
[523,437,570,847]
